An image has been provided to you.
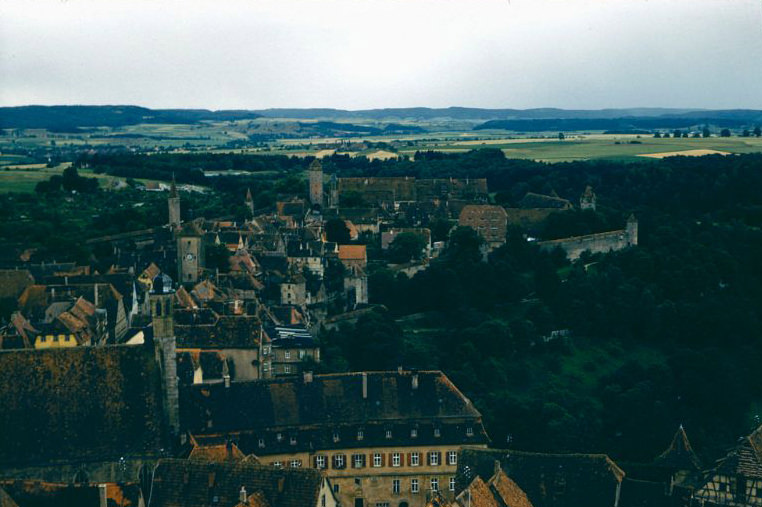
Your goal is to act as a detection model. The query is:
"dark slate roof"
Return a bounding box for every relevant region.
[176,313,261,349]
[181,371,488,454]
[652,426,702,471]
[456,447,624,507]
[264,326,316,348]
[148,459,323,507]
[0,481,102,507]
[714,425,762,479]
[0,270,34,301]
[0,344,166,467]
[0,487,18,507]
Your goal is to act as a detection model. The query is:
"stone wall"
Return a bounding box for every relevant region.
[538,221,637,261]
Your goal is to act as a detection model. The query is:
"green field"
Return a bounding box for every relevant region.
[0,164,168,193]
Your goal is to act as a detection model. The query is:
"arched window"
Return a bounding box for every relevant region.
[155,301,162,317]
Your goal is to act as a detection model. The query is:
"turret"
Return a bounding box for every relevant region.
[168,175,181,230]
[309,159,324,209]
[580,185,597,211]
[149,273,179,437]
[626,214,638,246]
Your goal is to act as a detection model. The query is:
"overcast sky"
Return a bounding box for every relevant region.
[1,0,761,110]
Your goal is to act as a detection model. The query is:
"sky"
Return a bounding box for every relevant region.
[1,0,761,110]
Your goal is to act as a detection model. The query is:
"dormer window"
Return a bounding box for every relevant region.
[258,438,265,448]
[333,432,340,443]
[385,429,392,439]
[357,429,364,441]
[434,428,441,438]
[290,436,297,446]
[410,428,417,438]
[466,427,474,437]
[276,433,283,442]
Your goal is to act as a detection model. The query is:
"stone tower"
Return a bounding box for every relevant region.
[168,176,181,229]
[177,221,205,284]
[245,188,255,218]
[309,159,323,209]
[626,214,638,246]
[328,173,339,209]
[149,273,179,437]
[580,185,597,211]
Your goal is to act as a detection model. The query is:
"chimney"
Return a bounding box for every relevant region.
[412,373,419,390]
[493,459,502,478]
[362,372,368,399]
[303,371,313,383]
[239,486,247,503]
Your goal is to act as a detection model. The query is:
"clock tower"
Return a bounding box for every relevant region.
[176,221,205,284]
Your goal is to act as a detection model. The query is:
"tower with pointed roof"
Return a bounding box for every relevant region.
[149,273,180,437]
[309,159,323,209]
[245,188,255,218]
[177,221,205,284]
[168,176,181,229]
[580,185,597,211]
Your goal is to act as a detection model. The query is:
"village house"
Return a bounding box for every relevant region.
[262,325,320,377]
[458,205,508,250]
[181,370,490,507]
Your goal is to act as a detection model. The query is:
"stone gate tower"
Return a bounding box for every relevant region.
[626,214,638,246]
[309,159,323,208]
[149,273,179,437]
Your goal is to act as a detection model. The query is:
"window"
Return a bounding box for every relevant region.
[373,453,383,467]
[285,350,291,360]
[290,459,302,468]
[392,453,401,467]
[333,454,346,469]
[273,461,283,468]
[410,428,417,438]
[410,453,420,467]
[434,428,441,438]
[357,429,364,441]
[447,451,457,466]
[353,454,366,468]
[449,477,456,491]
[429,452,440,466]
[466,427,474,437]
[276,433,283,442]
[376,504,389,507]
[299,349,306,359]
[322,495,326,507]
[333,432,340,443]
[263,362,270,372]
[284,365,291,374]
[392,479,400,494]
[430,478,439,492]
[258,438,265,448]
[333,484,339,493]
[386,430,393,439]
[40,336,46,343]
[290,436,297,446]
[263,345,270,355]
[316,455,326,469]
[411,479,419,494]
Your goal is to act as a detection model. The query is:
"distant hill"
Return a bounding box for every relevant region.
[253,107,706,121]
[474,113,762,132]
[0,105,261,130]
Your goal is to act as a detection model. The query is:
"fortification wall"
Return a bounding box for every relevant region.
[538,227,636,261]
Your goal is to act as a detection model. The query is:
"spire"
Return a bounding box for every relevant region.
[653,425,702,471]
[170,173,178,198]
[245,188,253,202]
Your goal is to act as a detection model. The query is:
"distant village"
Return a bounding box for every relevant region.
[0,160,759,507]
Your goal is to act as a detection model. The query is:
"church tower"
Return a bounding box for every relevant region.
[168,176,181,229]
[245,188,255,218]
[309,159,324,209]
[177,221,205,284]
[149,273,179,437]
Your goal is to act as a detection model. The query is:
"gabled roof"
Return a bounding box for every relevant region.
[188,442,246,463]
[338,244,366,261]
[518,192,572,210]
[489,469,535,507]
[714,425,762,479]
[653,426,702,471]
[0,344,166,467]
[0,270,34,300]
[457,448,624,507]
[0,487,19,507]
[454,469,534,507]
[148,459,323,507]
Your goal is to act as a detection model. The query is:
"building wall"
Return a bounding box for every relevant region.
[34,333,78,349]
[695,474,762,506]
[281,282,308,306]
[259,444,480,507]
[310,167,324,208]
